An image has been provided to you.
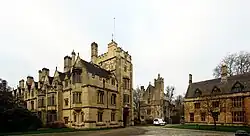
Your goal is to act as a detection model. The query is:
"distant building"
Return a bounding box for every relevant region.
[139,74,170,122]
[184,64,250,126]
[12,40,134,128]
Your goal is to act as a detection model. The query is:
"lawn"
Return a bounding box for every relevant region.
[165,124,250,133]
[1,127,122,135]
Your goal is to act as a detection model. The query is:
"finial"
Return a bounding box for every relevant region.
[56,66,57,71]
[77,52,79,56]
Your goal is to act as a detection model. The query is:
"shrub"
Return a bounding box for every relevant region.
[47,121,66,129]
[145,119,153,124]
[0,108,42,132]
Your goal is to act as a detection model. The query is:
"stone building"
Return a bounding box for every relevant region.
[139,74,169,122]
[184,64,250,126]
[12,40,134,128]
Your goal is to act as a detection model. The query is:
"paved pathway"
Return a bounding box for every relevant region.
[139,126,235,136]
[23,126,236,136]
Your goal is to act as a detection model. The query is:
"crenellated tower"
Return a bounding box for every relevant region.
[154,73,164,100]
[91,40,133,126]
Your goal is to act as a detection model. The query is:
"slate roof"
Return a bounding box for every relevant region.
[185,72,250,98]
[80,59,111,78]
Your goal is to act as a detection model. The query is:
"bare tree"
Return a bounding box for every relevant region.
[201,95,226,129]
[213,51,250,78]
[165,86,175,123]
[0,78,11,92]
[133,87,143,122]
[166,86,175,103]
[174,95,184,116]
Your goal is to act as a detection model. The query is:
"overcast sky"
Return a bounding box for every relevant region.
[0,0,250,96]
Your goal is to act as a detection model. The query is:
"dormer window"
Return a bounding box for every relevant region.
[212,86,221,94]
[73,72,81,83]
[232,81,244,92]
[194,88,202,97]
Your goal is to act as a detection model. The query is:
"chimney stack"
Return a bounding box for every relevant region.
[140,86,144,91]
[189,74,192,84]
[71,50,76,65]
[27,76,34,85]
[91,42,98,64]
[221,64,228,83]
[19,79,25,88]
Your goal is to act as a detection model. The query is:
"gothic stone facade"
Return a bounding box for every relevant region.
[139,74,169,121]
[184,65,250,126]
[12,40,133,129]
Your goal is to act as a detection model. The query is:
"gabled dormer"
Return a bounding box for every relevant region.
[211,86,221,94]
[231,81,244,92]
[194,88,202,97]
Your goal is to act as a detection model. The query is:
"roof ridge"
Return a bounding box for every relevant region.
[80,59,111,73]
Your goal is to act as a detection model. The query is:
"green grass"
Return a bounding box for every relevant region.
[1,126,122,135]
[165,124,250,133]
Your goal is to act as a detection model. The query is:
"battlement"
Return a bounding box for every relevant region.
[96,41,132,63]
[118,47,132,61]
[98,52,109,59]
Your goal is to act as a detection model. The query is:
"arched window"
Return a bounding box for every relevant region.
[194,88,202,97]
[73,112,77,122]
[81,112,84,122]
[231,81,244,92]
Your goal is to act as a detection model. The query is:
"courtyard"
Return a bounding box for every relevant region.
[20,126,235,136]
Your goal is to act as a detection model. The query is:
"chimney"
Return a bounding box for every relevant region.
[64,56,72,72]
[189,74,192,84]
[38,70,42,81]
[140,86,144,91]
[27,76,34,85]
[91,42,98,63]
[42,68,50,77]
[19,79,25,88]
[71,50,76,64]
[221,64,228,83]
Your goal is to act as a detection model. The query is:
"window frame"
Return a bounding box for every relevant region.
[97,111,103,122]
[189,113,194,122]
[194,103,200,109]
[232,111,245,122]
[73,92,82,104]
[111,112,115,121]
[97,90,104,104]
[201,112,206,121]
